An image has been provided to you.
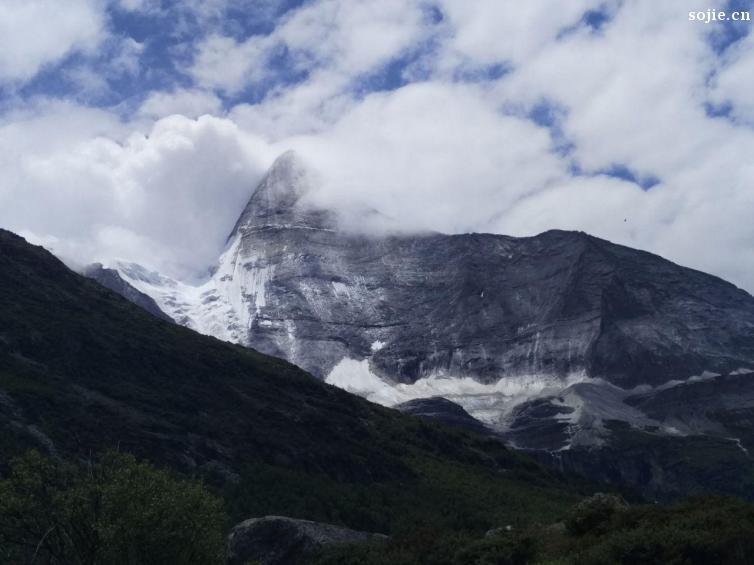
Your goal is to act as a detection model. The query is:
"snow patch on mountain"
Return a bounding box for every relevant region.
[325,356,592,425]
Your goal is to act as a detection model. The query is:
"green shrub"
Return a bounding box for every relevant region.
[452,534,538,565]
[0,450,226,564]
[565,493,627,537]
[574,497,754,565]
[314,495,754,565]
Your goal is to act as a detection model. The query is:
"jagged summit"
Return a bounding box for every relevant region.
[230,151,336,237]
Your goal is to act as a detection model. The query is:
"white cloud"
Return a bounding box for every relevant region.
[0,0,107,84]
[1,0,753,298]
[710,32,754,124]
[57,37,144,101]
[190,34,272,94]
[274,0,429,75]
[117,0,160,12]
[285,82,565,234]
[0,105,274,279]
[434,0,610,69]
[109,37,145,76]
[63,66,112,99]
[189,0,430,99]
[138,88,224,119]
[228,70,358,140]
[497,1,719,172]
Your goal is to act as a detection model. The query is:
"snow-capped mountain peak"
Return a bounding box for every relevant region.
[98,152,754,439]
[229,150,335,237]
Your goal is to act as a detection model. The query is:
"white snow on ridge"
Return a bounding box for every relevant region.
[213,235,275,340]
[110,254,245,345]
[108,234,277,347]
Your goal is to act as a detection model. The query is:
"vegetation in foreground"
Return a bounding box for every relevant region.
[312,493,754,565]
[2,451,754,565]
[0,451,225,564]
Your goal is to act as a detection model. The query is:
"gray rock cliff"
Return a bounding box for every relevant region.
[212,152,754,390]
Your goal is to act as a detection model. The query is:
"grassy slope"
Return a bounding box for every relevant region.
[0,229,583,533]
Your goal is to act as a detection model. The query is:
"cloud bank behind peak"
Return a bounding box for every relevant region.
[0,0,752,294]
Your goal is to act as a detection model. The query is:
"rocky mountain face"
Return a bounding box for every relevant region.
[110,151,754,498]
[502,372,754,499]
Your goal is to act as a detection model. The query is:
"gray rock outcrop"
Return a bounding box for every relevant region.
[225,516,387,565]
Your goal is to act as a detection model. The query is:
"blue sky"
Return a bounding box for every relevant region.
[3,1,301,109]
[1,0,754,292]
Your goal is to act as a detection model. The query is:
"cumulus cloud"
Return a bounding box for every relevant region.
[190,0,432,102]
[434,0,609,69]
[0,0,107,84]
[190,34,271,95]
[0,105,273,279]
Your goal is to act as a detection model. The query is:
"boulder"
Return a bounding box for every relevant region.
[225,516,387,565]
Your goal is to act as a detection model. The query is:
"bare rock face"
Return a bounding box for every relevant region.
[229,150,338,235]
[205,152,754,391]
[507,373,754,500]
[225,516,387,565]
